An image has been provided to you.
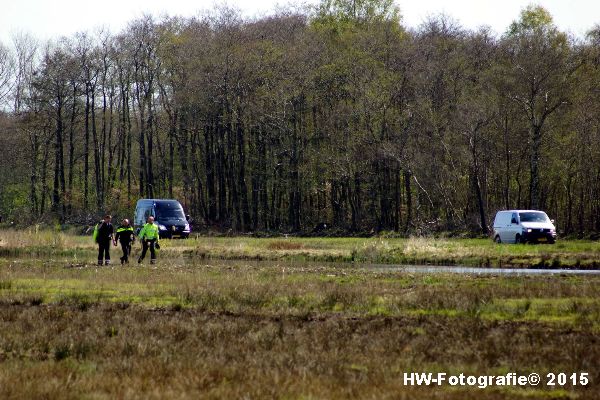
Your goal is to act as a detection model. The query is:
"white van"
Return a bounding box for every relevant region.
[492,210,556,244]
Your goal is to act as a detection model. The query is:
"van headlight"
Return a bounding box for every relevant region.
[158,224,167,231]
[184,224,190,232]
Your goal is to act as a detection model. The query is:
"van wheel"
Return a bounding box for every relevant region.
[494,235,501,244]
[515,234,523,244]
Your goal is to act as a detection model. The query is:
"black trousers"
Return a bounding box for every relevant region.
[140,239,157,261]
[98,240,111,262]
[120,242,132,263]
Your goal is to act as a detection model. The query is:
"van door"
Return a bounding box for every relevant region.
[498,212,511,243]
[509,212,520,243]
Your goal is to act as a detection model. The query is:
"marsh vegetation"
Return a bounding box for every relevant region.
[2,229,600,268]
[0,254,599,399]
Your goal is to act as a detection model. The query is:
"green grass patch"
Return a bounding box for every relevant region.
[4,230,600,268]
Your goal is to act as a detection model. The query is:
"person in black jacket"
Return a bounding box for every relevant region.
[114,218,135,265]
[96,215,114,265]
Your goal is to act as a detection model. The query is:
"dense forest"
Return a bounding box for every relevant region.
[1,0,600,236]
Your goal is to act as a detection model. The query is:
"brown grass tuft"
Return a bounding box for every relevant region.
[266,240,305,250]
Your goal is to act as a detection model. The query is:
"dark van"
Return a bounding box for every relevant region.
[134,199,191,239]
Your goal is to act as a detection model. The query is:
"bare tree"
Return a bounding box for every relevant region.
[0,41,14,107]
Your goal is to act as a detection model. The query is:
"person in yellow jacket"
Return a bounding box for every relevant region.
[138,216,160,264]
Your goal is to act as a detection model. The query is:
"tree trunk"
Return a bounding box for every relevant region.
[52,93,63,217]
[84,87,90,210]
[404,170,412,233]
[29,130,39,216]
[529,125,542,210]
[146,101,155,199]
[92,89,102,210]
[236,112,250,231]
[68,82,77,215]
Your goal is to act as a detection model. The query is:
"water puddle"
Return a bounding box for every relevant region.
[368,264,600,275]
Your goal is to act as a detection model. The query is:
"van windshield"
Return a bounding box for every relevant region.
[155,202,185,221]
[519,212,549,223]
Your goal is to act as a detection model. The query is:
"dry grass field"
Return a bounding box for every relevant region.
[0,250,599,399]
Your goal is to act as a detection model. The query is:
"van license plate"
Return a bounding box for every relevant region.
[538,238,547,242]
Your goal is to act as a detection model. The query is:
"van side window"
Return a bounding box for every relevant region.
[136,206,152,225]
[136,207,147,225]
[511,213,518,224]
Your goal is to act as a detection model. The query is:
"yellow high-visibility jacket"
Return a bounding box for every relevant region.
[138,223,160,241]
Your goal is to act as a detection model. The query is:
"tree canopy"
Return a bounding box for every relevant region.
[0,3,599,237]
